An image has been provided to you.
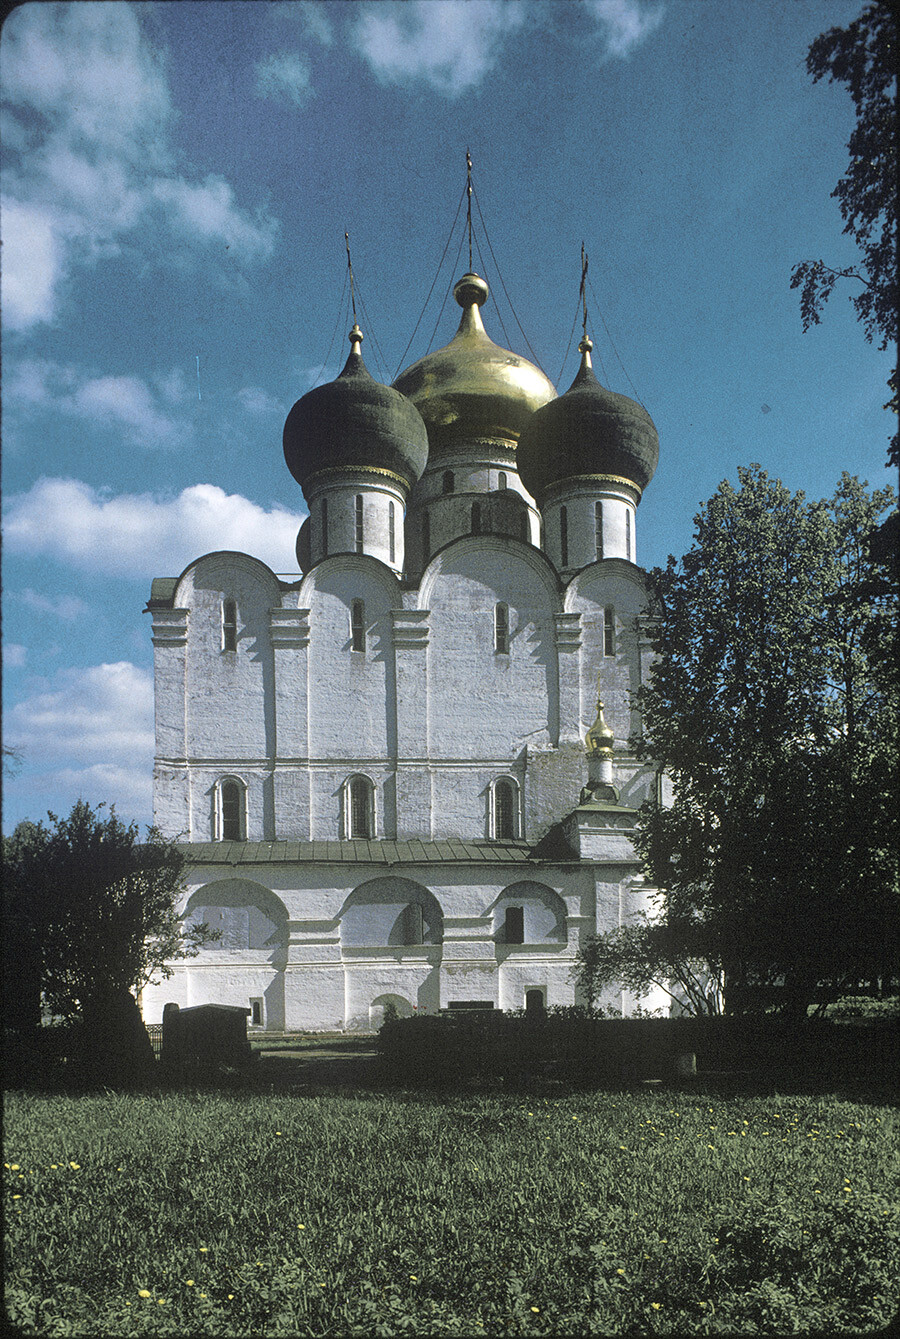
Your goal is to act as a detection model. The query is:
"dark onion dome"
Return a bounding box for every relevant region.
[516,338,659,500]
[392,273,556,451]
[284,324,429,494]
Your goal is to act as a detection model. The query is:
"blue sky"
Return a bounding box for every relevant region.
[2,0,893,833]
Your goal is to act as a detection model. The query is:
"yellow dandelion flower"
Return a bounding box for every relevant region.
[616,1268,626,1275]
[186,1280,195,1287]
[531,1306,540,1313]
[10,1164,20,1171]
[157,1299,166,1306]
[138,1290,151,1298]
[227,1294,234,1300]
[200,1293,208,1299]
[50,1164,58,1169]
[69,1162,80,1170]
[199,1246,209,1252]
[297,1223,305,1229]
[11,1194,21,1200]
[410,1275,418,1281]
[651,1302,662,1310]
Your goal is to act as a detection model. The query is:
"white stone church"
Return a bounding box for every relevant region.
[140,267,667,1031]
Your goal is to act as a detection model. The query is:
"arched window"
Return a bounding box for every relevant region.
[389,501,396,564]
[321,497,328,556]
[494,602,510,654]
[560,506,568,567]
[351,599,366,652]
[217,778,246,842]
[625,508,632,560]
[504,906,525,944]
[222,598,237,652]
[595,501,604,561]
[346,775,375,839]
[604,606,615,657]
[355,495,364,553]
[498,471,507,490]
[471,501,481,535]
[442,470,455,494]
[494,777,518,840]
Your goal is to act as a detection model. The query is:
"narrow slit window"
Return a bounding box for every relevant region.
[442,470,455,494]
[595,501,604,560]
[498,471,507,490]
[351,599,366,652]
[422,510,430,561]
[560,506,568,567]
[348,775,373,838]
[625,509,632,560]
[222,599,237,652]
[494,603,510,654]
[321,497,328,556]
[250,999,263,1026]
[471,501,481,535]
[604,606,615,657]
[355,495,364,553]
[504,905,524,944]
[221,779,242,841]
[389,501,396,564]
[520,512,529,542]
[495,779,516,839]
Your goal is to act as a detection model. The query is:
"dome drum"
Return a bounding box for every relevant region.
[542,483,638,572]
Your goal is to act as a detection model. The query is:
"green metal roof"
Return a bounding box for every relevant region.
[178,838,544,866]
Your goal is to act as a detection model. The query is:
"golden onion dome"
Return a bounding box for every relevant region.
[392,273,556,453]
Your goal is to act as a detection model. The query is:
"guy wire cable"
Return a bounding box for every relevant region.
[422,225,468,360]
[392,183,468,380]
[472,185,550,377]
[554,286,583,389]
[587,271,648,410]
[310,263,350,388]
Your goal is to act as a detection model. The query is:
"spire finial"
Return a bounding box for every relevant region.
[578,244,593,365]
[466,149,474,272]
[345,231,358,323]
[585,678,614,756]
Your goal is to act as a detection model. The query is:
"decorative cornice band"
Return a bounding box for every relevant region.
[305,465,409,492]
[269,608,311,647]
[554,611,582,649]
[543,473,643,501]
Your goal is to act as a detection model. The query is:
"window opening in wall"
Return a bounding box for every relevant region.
[471,501,481,534]
[351,599,366,652]
[520,512,529,542]
[504,905,524,944]
[355,495,364,553]
[249,998,263,1027]
[604,606,615,657]
[494,603,510,655]
[221,779,243,841]
[495,778,516,839]
[321,497,328,556]
[403,903,424,946]
[222,599,237,652]
[595,501,604,560]
[525,988,545,1015]
[389,501,396,564]
[625,509,632,560]
[349,775,373,838]
[422,510,430,561]
[498,471,507,490]
[442,470,454,494]
[560,506,568,567]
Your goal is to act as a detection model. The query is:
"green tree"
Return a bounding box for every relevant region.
[791,1,897,464]
[3,800,216,1083]
[602,466,897,1019]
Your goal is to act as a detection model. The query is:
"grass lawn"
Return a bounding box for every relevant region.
[4,1084,898,1335]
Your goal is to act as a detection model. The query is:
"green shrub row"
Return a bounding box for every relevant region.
[377,1009,900,1088]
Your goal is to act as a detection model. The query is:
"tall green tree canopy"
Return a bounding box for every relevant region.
[3,800,213,1028]
[582,467,898,1018]
[791,1,898,463]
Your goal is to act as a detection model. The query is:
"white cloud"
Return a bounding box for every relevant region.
[351,0,524,96]
[4,359,190,450]
[4,644,28,669]
[237,386,285,416]
[271,1,334,46]
[5,662,153,765]
[254,52,315,108]
[4,479,306,578]
[4,662,154,822]
[0,2,277,331]
[17,589,91,622]
[585,0,665,59]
